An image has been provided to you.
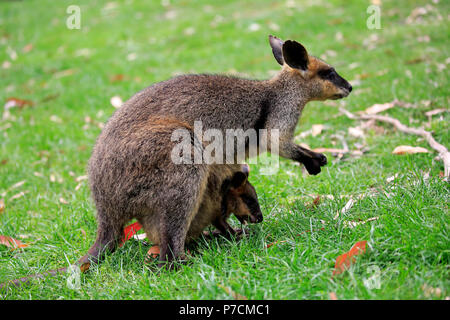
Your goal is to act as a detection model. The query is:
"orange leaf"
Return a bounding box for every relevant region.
[266,240,287,248]
[148,245,160,258]
[0,235,29,250]
[5,97,34,108]
[333,241,367,276]
[218,284,248,300]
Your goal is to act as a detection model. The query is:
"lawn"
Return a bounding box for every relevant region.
[0,0,448,299]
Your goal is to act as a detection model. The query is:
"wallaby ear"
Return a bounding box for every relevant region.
[282,40,309,71]
[230,171,247,189]
[269,35,284,66]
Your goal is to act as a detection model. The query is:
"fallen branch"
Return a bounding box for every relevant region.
[340,107,450,180]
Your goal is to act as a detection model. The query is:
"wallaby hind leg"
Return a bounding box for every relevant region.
[139,208,191,270]
[77,213,124,272]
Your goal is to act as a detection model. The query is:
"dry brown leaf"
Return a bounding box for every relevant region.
[365,102,394,115]
[344,217,379,229]
[110,96,123,108]
[22,43,33,53]
[0,235,29,250]
[334,198,355,220]
[75,175,88,182]
[386,173,399,183]
[266,240,288,248]
[421,284,442,298]
[5,97,34,109]
[329,292,338,300]
[0,199,4,214]
[110,74,127,82]
[53,69,76,78]
[392,145,429,155]
[9,191,28,201]
[218,284,248,300]
[145,245,160,263]
[348,127,365,138]
[311,124,324,137]
[147,245,160,259]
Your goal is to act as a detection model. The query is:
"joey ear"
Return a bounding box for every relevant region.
[230,171,247,189]
[241,164,250,178]
[282,40,309,71]
[269,35,284,66]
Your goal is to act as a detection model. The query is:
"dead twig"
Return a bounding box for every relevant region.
[340,107,450,180]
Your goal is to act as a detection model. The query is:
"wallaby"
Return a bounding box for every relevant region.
[0,118,262,290]
[107,35,352,175]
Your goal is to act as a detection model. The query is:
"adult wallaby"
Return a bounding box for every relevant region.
[109,35,352,175]
[0,118,262,290]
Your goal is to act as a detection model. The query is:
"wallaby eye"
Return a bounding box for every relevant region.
[318,68,335,80]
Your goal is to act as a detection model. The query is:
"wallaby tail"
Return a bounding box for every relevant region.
[0,230,120,292]
[0,267,68,290]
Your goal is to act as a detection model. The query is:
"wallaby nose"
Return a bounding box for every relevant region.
[348,85,352,92]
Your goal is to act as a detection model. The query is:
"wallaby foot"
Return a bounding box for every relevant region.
[76,219,123,272]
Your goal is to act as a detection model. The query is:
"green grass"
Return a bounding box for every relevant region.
[0,0,449,299]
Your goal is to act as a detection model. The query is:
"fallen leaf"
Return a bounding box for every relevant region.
[5,97,34,108]
[9,180,26,191]
[333,241,367,276]
[329,292,338,300]
[344,217,379,229]
[0,199,4,214]
[421,284,442,298]
[22,43,33,53]
[9,191,28,201]
[0,235,29,250]
[147,245,160,260]
[386,173,399,183]
[311,124,324,137]
[218,284,248,300]
[109,74,126,82]
[266,240,288,248]
[110,96,123,108]
[348,127,365,138]
[75,175,88,182]
[313,195,320,206]
[405,57,425,65]
[50,115,63,123]
[392,146,429,155]
[120,222,142,246]
[334,198,355,220]
[365,102,394,115]
[53,69,76,78]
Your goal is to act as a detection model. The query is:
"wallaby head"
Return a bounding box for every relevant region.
[222,164,263,224]
[269,35,352,101]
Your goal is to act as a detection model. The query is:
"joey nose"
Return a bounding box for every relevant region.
[256,213,263,223]
[348,85,352,92]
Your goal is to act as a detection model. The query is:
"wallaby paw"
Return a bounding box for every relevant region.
[303,153,327,175]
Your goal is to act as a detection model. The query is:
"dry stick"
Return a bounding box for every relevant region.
[340,108,450,180]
